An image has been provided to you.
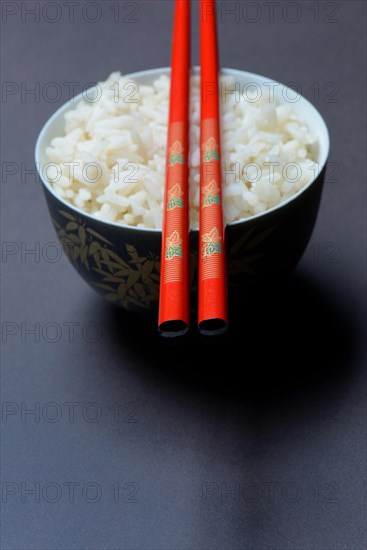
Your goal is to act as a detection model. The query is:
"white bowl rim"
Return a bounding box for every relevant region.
[35,66,330,233]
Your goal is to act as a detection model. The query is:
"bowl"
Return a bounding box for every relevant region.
[35,67,330,315]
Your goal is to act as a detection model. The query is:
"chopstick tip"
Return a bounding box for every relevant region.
[198,318,228,338]
[158,320,190,342]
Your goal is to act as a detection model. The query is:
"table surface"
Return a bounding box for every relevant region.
[1,1,366,549]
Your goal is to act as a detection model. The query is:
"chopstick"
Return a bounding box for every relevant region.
[158,0,190,338]
[198,0,228,335]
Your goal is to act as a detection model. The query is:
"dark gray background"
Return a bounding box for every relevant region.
[1,1,366,548]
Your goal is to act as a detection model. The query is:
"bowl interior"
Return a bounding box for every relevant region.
[35,67,330,231]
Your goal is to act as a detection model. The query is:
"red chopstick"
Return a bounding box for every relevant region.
[158,0,190,337]
[199,0,228,335]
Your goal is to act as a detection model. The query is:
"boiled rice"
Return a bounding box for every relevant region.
[46,72,318,229]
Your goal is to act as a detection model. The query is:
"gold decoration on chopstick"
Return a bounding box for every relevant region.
[202,180,221,207]
[202,137,220,162]
[168,140,185,165]
[167,183,184,210]
[165,230,183,260]
[201,227,222,258]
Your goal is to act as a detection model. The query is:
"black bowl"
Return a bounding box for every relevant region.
[35,67,330,316]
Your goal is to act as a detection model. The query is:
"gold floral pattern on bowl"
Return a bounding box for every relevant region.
[53,210,160,310]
